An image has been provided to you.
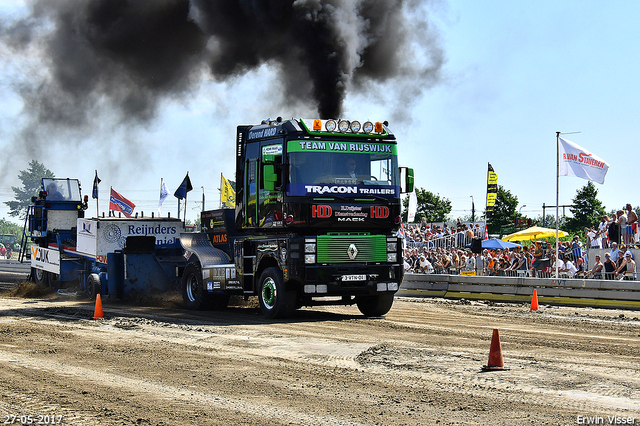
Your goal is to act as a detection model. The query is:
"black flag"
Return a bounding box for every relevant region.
[174,172,193,200]
[92,170,101,199]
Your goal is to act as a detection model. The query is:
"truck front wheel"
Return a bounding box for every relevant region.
[356,293,395,317]
[182,263,211,310]
[258,267,296,319]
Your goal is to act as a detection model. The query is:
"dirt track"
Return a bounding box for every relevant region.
[1,273,639,426]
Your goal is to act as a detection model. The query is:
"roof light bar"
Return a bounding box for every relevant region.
[303,118,387,135]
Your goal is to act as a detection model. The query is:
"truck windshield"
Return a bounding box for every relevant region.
[286,140,399,198]
[42,178,82,202]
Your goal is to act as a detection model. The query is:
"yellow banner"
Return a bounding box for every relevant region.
[460,270,476,276]
[221,174,235,209]
[486,163,498,210]
[487,171,498,186]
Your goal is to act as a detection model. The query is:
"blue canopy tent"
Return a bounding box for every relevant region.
[482,238,522,250]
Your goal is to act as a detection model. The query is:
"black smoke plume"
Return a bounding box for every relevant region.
[1,0,443,125]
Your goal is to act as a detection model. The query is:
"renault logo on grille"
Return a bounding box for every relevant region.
[347,244,358,260]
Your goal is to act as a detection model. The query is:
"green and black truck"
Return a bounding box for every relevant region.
[180,117,414,318]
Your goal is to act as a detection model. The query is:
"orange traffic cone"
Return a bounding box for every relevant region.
[530,289,539,311]
[93,294,104,320]
[482,329,509,371]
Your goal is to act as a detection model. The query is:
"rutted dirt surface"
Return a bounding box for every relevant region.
[1,275,639,425]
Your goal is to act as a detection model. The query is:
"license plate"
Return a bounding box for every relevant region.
[342,274,367,282]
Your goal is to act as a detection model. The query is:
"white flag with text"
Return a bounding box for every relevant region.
[408,192,417,223]
[158,181,169,215]
[558,138,609,184]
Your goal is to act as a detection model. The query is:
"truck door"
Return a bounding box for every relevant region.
[259,144,283,228]
[246,160,257,227]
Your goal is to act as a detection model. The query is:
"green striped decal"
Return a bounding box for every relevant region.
[317,235,387,263]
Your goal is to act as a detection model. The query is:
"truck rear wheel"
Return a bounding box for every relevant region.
[32,268,50,287]
[86,273,101,300]
[356,293,394,317]
[258,267,296,319]
[182,263,212,310]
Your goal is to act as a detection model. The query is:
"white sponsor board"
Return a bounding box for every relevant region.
[30,246,60,274]
[76,218,184,264]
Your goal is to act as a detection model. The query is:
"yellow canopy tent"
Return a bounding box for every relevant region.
[502,226,568,242]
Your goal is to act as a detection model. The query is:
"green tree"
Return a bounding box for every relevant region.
[402,188,451,223]
[565,181,607,234]
[486,185,519,235]
[5,160,55,219]
[535,214,568,230]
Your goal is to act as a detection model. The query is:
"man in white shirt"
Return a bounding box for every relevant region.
[418,255,434,274]
[597,215,609,247]
[558,256,578,278]
[587,227,602,249]
[466,254,476,271]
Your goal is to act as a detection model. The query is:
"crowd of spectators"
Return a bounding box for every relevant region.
[403,205,639,280]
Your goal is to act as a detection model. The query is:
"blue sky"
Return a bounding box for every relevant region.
[0,0,638,225]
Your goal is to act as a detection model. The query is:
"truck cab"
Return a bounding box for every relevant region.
[184,117,414,318]
[25,178,88,287]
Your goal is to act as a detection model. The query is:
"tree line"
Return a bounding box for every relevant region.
[402,182,607,237]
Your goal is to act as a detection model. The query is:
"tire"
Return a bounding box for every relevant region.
[32,268,50,286]
[182,262,212,310]
[86,273,101,300]
[258,267,296,319]
[356,293,395,317]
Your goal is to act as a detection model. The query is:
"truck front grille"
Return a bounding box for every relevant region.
[316,235,386,263]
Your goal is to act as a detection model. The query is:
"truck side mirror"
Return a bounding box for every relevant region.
[399,167,414,193]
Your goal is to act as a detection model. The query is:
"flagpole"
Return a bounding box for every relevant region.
[220,173,223,209]
[183,171,189,225]
[159,178,163,217]
[555,132,560,280]
[485,163,489,234]
[95,170,99,218]
[183,193,187,225]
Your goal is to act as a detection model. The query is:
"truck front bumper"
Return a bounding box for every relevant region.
[299,263,403,296]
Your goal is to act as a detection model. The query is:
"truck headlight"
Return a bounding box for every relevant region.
[387,242,397,252]
[305,243,316,253]
[305,254,316,264]
[387,253,397,263]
